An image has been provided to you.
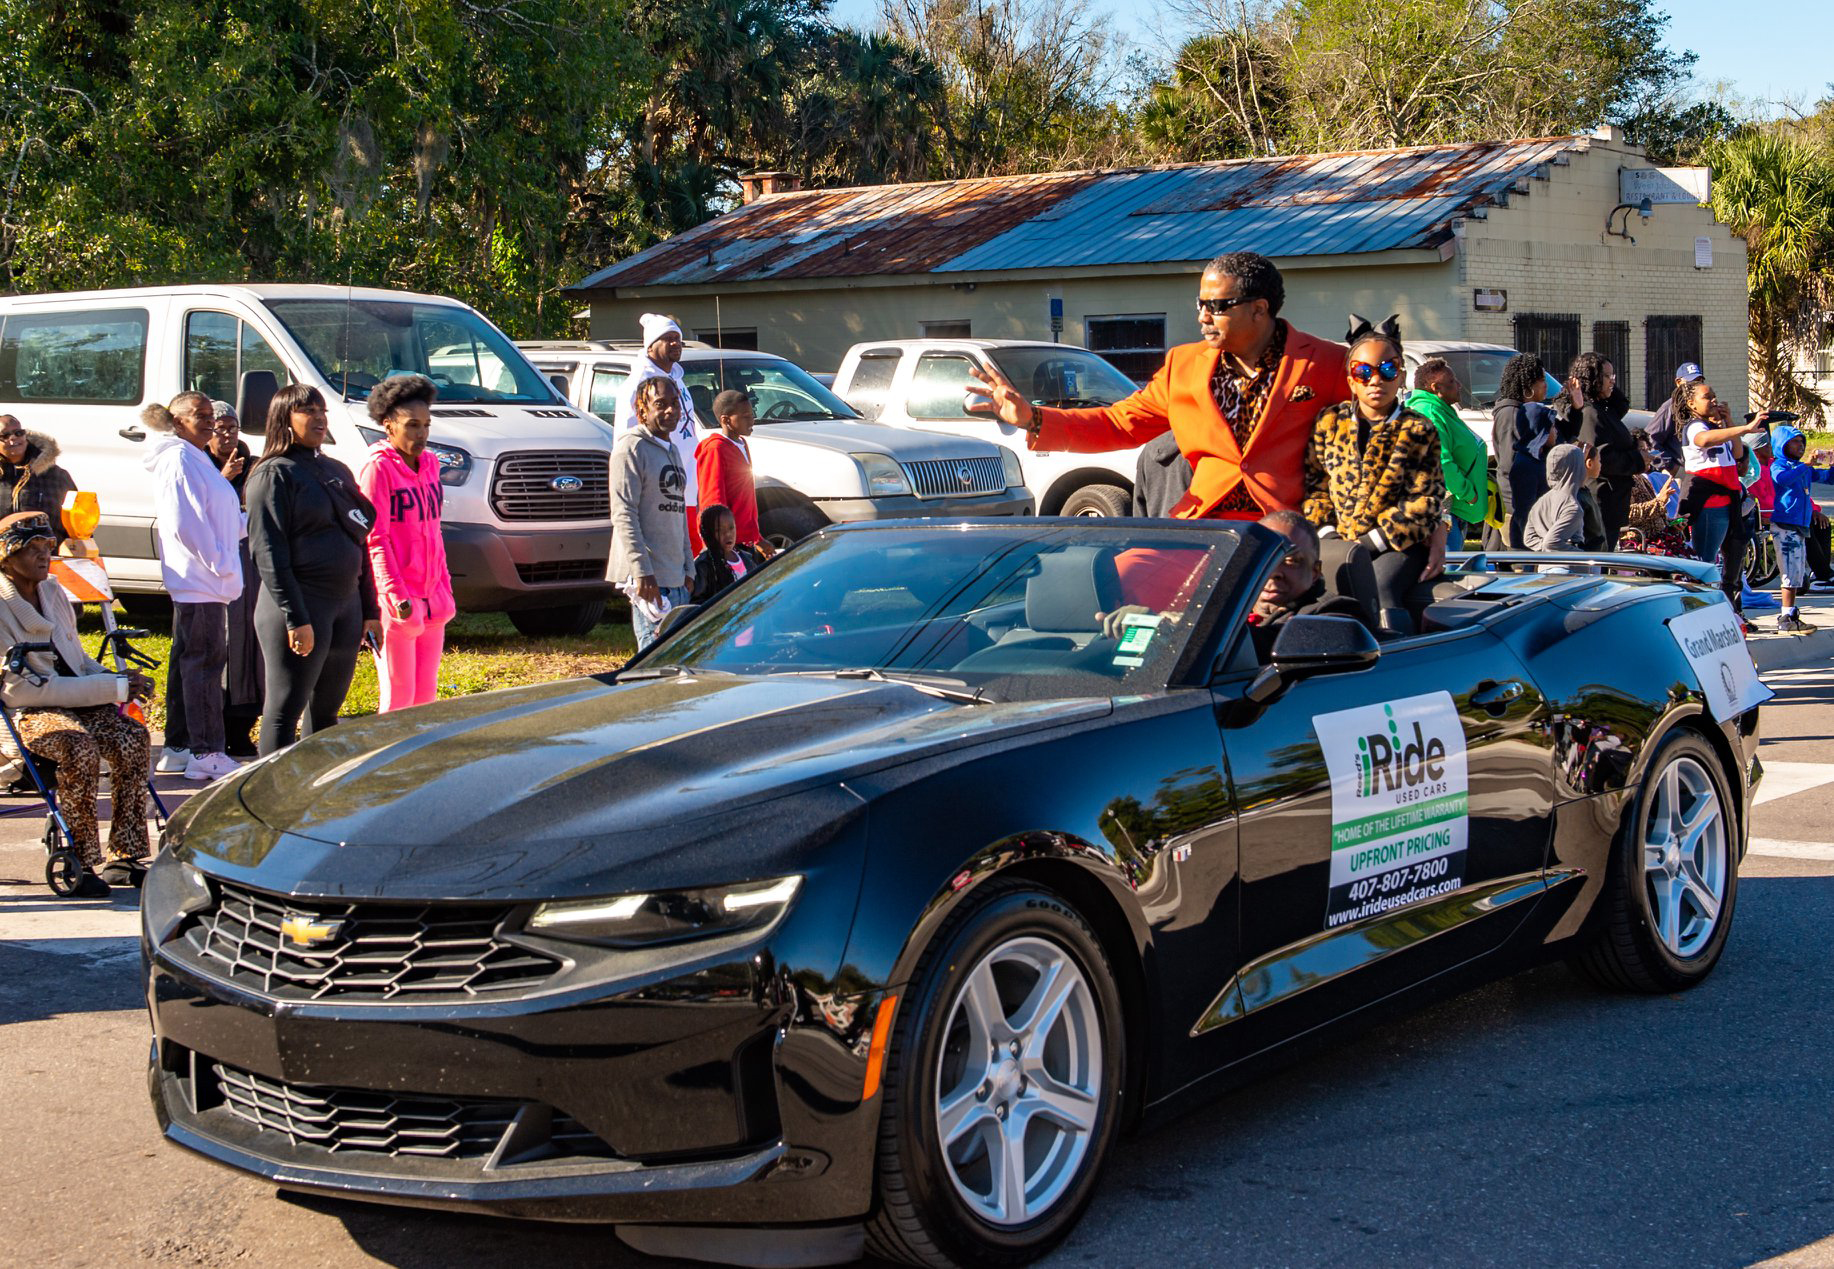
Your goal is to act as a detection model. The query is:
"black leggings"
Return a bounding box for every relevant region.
[255,587,363,755]
[1596,476,1634,550]
[1370,542,1433,624]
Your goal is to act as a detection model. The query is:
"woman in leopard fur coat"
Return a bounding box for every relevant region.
[1302,315,1447,621]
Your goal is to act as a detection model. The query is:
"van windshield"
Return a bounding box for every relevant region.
[265,299,559,404]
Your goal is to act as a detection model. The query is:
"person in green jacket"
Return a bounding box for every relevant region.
[1406,358,1488,550]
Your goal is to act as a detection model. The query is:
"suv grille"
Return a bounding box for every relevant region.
[491,451,610,521]
[515,559,606,585]
[176,881,561,1001]
[207,1061,615,1161]
[902,456,1007,499]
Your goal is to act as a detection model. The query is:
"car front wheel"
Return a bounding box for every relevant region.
[1575,729,1738,992]
[868,883,1122,1267]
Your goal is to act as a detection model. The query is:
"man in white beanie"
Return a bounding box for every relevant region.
[613,313,701,549]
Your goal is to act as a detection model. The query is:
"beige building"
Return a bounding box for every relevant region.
[571,127,1749,415]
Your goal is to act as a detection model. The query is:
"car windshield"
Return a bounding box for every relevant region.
[987,348,1139,408]
[648,524,1241,700]
[681,358,862,424]
[1429,349,1563,411]
[265,299,560,403]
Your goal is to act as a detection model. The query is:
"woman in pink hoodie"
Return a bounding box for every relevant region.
[357,375,455,711]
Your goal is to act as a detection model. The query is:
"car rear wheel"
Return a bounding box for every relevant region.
[1058,484,1130,518]
[506,599,606,638]
[759,505,828,553]
[1574,729,1738,992]
[868,883,1122,1268]
[1745,533,1779,588]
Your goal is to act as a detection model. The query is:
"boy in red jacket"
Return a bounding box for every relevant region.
[695,390,776,558]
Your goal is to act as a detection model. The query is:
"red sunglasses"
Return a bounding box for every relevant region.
[1349,359,1401,384]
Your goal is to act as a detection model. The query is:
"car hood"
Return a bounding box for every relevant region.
[752,418,1005,461]
[175,675,1109,900]
[331,402,600,448]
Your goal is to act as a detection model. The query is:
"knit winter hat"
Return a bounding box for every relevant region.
[640,313,683,350]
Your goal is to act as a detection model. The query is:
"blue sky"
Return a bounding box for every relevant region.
[828,0,1824,116]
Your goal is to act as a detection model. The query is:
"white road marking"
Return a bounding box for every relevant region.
[1747,838,1834,861]
[0,904,140,940]
[1753,760,1834,805]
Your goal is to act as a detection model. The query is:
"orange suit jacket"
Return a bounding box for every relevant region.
[1032,326,1348,519]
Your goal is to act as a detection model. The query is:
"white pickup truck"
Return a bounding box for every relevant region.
[832,339,1146,517]
[522,342,1032,547]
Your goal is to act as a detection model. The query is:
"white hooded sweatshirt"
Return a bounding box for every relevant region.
[144,434,244,604]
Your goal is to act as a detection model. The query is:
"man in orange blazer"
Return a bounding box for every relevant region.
[968,252,1346,522]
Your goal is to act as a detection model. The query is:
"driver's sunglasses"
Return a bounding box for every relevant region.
[1196,294,1257,318]
[0,429,25,443]
[1349,359,1402,385]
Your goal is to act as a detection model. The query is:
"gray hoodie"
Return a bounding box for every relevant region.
[608,427,692,588]
[1525,443,1587,552]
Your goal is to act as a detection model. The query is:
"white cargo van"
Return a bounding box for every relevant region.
[0,286,615,635]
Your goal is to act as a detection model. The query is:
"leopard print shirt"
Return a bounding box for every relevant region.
[1209,321,1288,514]
[1302,401,1446,551]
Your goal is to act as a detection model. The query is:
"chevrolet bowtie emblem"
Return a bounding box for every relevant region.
[280,915,346,949]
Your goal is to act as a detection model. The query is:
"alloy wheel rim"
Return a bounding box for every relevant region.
[933,935,1102,1227]
[1642,754,1728,959]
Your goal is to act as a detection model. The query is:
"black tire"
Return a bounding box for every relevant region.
[1745,534,1779,588]
[45,849,84,897]
[1573,729,1739,992]
[760,505,828,553]
[1057,484,1130,519]
[506,599,606,639]
[866,882,1123,1268]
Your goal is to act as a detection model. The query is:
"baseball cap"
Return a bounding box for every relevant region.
[1674,362,1704,383]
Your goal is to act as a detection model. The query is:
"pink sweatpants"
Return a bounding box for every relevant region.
[378,611,446,712]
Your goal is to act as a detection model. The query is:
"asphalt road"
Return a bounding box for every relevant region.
[5,664,1834,1269]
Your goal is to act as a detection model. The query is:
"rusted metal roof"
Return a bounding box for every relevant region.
[571,137,1589,291]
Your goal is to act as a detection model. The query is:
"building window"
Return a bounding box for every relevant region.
[920,319,972,339]
[1086,315,1166,384]
[1592,321,1629,393]
[1644,315,1703,409]
[1816,348,1834,378]
[698,327,759,350]
[1512,313,1580,392]
[845,351,901,421]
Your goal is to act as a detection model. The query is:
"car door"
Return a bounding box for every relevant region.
[1199,623,1553,1049]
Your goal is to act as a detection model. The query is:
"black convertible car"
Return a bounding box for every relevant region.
[142,520,1762,1267]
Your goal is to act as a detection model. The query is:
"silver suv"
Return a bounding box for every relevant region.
[522,342,1033,547]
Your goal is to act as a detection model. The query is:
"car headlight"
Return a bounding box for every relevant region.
[525,876,802,947]
[353,426,472,487]
[849,452,911,497]
[142,857,216,945]
[999,445,1024,488]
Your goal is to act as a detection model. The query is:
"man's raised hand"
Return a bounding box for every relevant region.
[964,363,1035,430]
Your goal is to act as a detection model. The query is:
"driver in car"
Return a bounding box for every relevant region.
[1246,510,1370,659]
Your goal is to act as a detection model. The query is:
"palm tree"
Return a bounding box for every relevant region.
[1706,130,1834,419]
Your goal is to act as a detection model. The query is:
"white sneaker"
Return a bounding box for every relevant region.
[183,751,243,782]
[155,747,192,774]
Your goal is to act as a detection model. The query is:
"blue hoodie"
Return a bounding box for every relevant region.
[1768,423,1834,528]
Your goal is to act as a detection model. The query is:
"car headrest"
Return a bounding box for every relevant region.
[1026,548,1122,634]
[1318,535,1379,625]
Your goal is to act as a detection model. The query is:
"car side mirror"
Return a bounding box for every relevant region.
[655,603,702,641]
[1269,614,1380,677]
[548,373,571,398]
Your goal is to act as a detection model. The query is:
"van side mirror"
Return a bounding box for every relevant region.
[1269,614,1380,676]
[548,373,571,398]
[238,370,279,437]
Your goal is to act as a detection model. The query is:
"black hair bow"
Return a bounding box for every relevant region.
[1345,313,1402,345]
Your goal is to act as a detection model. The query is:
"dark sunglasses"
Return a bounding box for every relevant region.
[1349,359,1402,384]
[1196,294,1258,318]
[0,430,26,442]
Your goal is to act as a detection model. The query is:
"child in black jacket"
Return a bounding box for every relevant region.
[690,504,765,605]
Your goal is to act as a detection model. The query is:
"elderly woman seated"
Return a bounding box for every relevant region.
[0,512,155,896]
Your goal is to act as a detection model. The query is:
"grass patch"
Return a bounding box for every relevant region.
[77,603,636,731]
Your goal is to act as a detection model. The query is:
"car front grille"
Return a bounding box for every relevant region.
[206,1061,615,1161]
[515,559,606,585]
[491,451,611,521]
[175,881,561,1002]
[902,456,1007,499]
